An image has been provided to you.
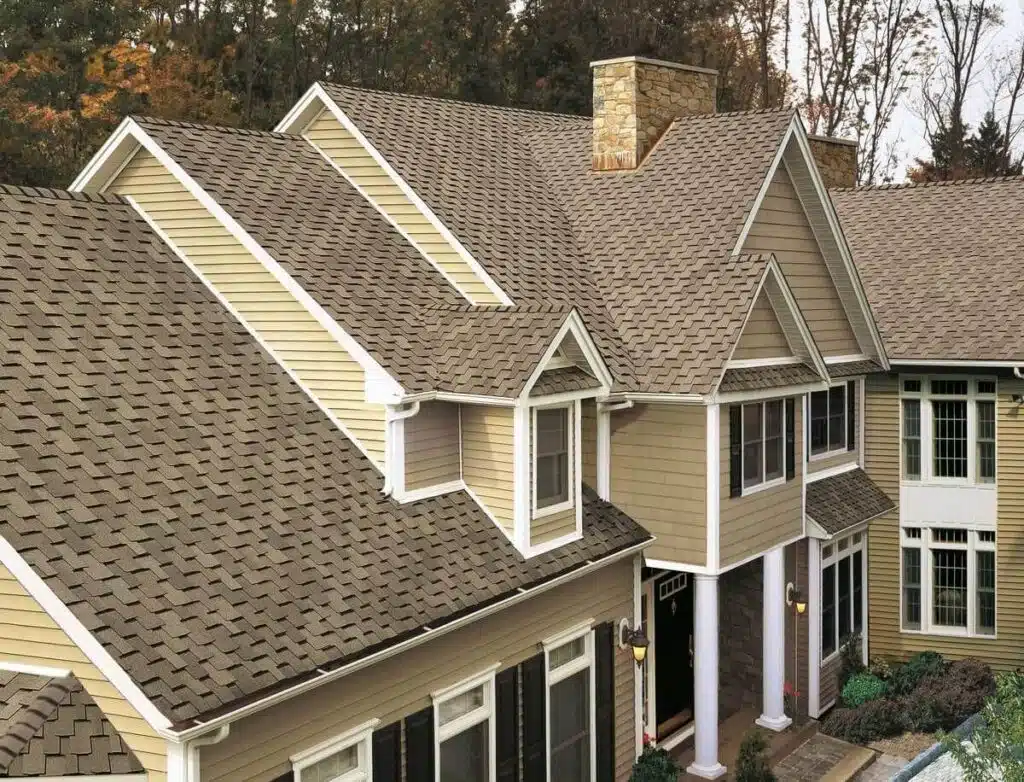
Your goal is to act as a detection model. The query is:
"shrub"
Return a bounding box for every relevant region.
[942,670,1024,782]
[629,744,681,782]
[868,656,894,681]
[889,650,946,696]
[735,730,776,782]
[838,633,866,691]
[842,672,887,707]
[907,658,995,732]
[821,698,907,743]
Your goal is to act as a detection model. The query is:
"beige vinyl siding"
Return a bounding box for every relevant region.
[303,110,501,305]
[0,565,167,780]
[109,150,387,466]
[582,398,598,488]
[743,167,861,357]
[807,380,860,474]
[609,404,706,566]
[531,507,576,546]
[732,292,793,360]
[199,559,638,782]
[404,401,460,491]
[864,375,1024,669]
[461,404,515,535]
[719,398,803,567]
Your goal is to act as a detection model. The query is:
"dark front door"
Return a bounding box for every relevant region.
[654,571,695,739]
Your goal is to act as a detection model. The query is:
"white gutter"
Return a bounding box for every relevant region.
[890,359,1024,368]
[167,725,230,782]
[170,539,651,741]
[395,390,516,406]
[609,393,706,405]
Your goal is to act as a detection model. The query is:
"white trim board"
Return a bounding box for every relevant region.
[520,310,615,399]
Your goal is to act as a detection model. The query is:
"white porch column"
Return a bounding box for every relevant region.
[687,574,726,780]
[757,546,792,731]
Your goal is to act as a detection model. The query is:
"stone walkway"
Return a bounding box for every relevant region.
[775,735,854,780]
[856,753,911,781]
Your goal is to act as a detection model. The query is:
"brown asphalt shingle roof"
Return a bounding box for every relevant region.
[0,186,649,726]
[718,363,824,393]
[0,670,143,776]
[531,367,600,396]
[832,178,1024,362]
[806,468,895,535]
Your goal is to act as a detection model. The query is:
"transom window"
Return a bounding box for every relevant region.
[809,382,850,457]
[821,532,865,660]
[292,722,374,782]
[740,399,786,490]
[901,526,996,636]
[434,671,496,782]
[534,405,572,513]
[901,377,996,483]
[545,627,595,782]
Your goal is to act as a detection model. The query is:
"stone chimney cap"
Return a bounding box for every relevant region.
[807,133,858,148]
[589,55,719,77]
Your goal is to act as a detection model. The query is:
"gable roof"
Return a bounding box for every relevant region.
[0,186,649,728]
[806,468,895,536]
[831,177,1024,363]
[0,670,143,777]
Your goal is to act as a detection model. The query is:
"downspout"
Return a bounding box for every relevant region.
[1014,367,1024,381]
[178,725,230,782]
[596,399,634,500]
[381,401,420,497]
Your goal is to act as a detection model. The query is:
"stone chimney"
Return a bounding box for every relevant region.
[591,56,718,171]
[807,134,858,189]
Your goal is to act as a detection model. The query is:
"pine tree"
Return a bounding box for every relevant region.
[967,110,1023,177]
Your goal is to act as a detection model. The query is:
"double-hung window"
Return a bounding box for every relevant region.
[545,627,595,782]
[740,399,786,491]
[292,722,375,782]
[820,532,866,660]
[901,526,996,636]
[434,670,496,782]
[534,405,573,514]
[900,377,996,483]
[809,382,851,457]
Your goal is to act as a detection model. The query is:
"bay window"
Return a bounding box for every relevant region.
[534,405,572,513]
[821,532,866,660]
[434,671,495,782]
[901,526,996,636]
[740,399,786,490]
[545,627,595,782]
[900,377,996,484]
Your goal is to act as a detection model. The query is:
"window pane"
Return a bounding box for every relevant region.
[810,391,829,454]
[977,401,996,483]
[536,408,569,508]
[440,720,489,782]
[838,557,852,643]
[536,408,568,455]
[439,685,485,726]
[765,400,784,480]
[743,404,763,488]
[550,669,590,782]
[829,385,847,450]
[902,548,921,630]
[933,528,967,544]
[549,637,586,671]
[933,400,967,478]
[303,745,359,782]
[903,379,922,393]
[822,564,836,657]
[977,550,996,635]
[977,380,996,395]
[853,551,864,634]
[930,379,968,396]
[932,548,968,628]
[902,400,921,480]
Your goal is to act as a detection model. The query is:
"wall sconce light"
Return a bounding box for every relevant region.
[786,583,807,615]
[618,618,650,667]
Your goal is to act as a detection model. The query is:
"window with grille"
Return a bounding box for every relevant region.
[902,400,921,479]
[977,401,996,482]
[821,532,866,660]
[534,405,572,512]
[546,629,594,782]
[435,674,494,782]
[933,400,967,478]
[292,724,373,782]
[741,399,785,490]
[810,382,849,456]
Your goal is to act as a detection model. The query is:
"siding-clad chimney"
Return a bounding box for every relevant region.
[591,56,718,171]
[807,134,858,189]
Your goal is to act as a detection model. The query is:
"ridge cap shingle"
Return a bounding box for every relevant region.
[133,114,296,139]
[832,174,1024,193]
[0,184,126,204]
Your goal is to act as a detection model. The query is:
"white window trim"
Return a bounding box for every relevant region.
[899,525,997,639]
[291,718,379,782]
[532,402,576,518]
[543,622,597,782]
[740,398,788,496]
[899,375,997,487]
[808,381,851,462]
[432,665,499,782]
[820,530,867,665]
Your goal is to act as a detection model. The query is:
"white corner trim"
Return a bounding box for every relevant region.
[462,486,516,544]
[805,460,859,483]
[512,404,532,553]
[0,660,72,678]
[596,404,611,501]
[395,479,466,504]
[520,310,614,399]
[763,259,830,379]
[706,404,721,571]
[306,85,513,306]
[0,535,174,733]
[125,196,385,472]
[643,558,713,575]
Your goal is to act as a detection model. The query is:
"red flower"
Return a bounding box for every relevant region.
[643,731,653,746]
[784,681,801,698]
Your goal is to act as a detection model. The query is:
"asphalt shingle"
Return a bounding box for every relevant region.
[806,468,895,535]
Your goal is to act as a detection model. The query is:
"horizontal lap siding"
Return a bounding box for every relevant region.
[531,507,575,546]
[0,565,167,780]
[609,404,705,566]
[199,559,638,782]
[743,168,860,357]
[582,398,598,488]
[733,292,793,360]
[404,401,460,490]
[461,405,515,535]
[719,399,803,567]
[303,111,500,305]
[109,150,386,466]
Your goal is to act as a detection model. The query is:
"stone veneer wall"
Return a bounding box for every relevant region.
[718,558,763,718]
[808,136,858,189]
[592,57,717,171]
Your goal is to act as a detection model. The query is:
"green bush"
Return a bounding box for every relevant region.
[907,658,995,732]
[841,672,887,707]
[867,656,894,680]
[821,698,907,743]
[888,651,946,696]
[629,744,681,782]
[735,730,776,782]
[943,670,1024,782]
[838,633,866,691]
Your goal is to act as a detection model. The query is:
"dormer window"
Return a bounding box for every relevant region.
[534,405,572,513]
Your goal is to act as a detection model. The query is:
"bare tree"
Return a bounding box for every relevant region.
[735,0,784,106]
[990,38,1024,162]
[803,0,869,134]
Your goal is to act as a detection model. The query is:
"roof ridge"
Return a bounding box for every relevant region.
[672,106,796,122]
[133,115,293,139]
[833,174,1024,193]
[0,184,126,204]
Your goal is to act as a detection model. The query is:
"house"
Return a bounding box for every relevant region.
[0,52,974,782]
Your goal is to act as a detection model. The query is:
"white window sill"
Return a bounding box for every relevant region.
[900,480,995,490]
[741,475,787,497]
[533,498,574,518]
[899,626,997,640]
[809,447,850,463]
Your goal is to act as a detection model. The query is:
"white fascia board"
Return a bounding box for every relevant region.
[733,114,796,252]
[805,460,859,484]
[273,82,328,133]
[607,392,706,405]
[727,357,804,369]
[643,557,712,575]
[520,310,613,400]
[713,381,829,405]
[763,258,830,379]
[303,85,513,307]
[0,535,174,734]
[890,359,1024,368]
[524,388,604,406]
[0,661,71,678]
[69,116,136,192]
[77,119,404,403]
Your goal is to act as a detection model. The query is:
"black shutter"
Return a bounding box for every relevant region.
[522,652,547,782]
[372,721,401,782]
[405,706,434,781]
[785,398,796,480]
[595,623,615,782]
[847,380,857,451]
[729,405,743,497]
[496,665,520,782]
